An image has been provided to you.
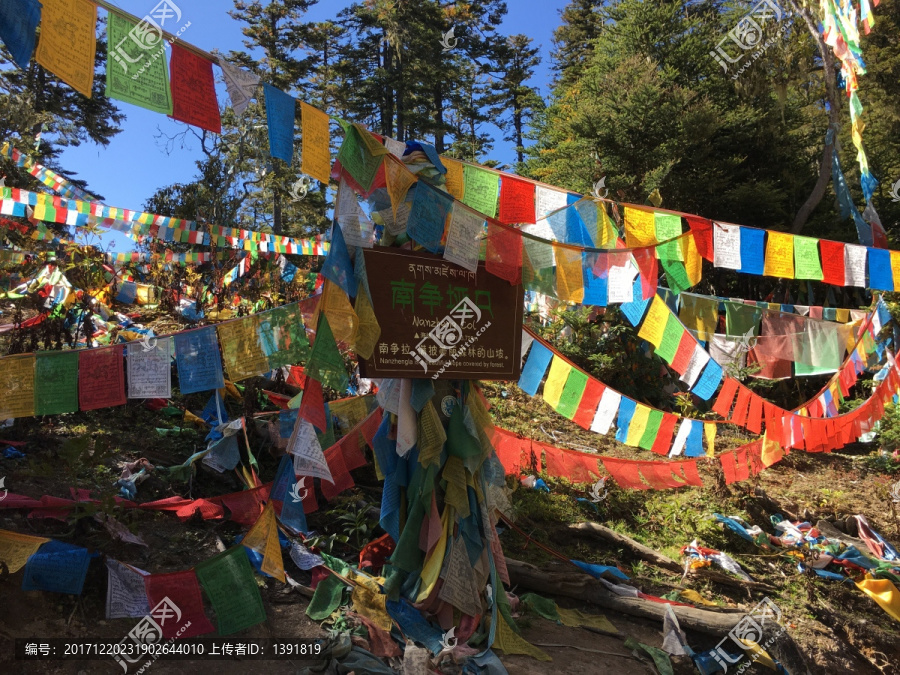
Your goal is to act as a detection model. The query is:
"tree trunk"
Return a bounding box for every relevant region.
[787,0,843,234]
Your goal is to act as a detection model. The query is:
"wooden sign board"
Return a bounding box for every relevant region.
[357,248,524,380]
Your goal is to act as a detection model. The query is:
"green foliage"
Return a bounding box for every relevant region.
[876,402,900,453]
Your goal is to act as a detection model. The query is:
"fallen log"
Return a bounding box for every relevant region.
[568,521,776,592]
[567,521,682,572]
[505,557,743,636]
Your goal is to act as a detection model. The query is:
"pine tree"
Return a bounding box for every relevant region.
[0,20,124,197]
[489,34,544,165]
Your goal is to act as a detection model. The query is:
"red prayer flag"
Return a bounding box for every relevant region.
[144,570,215,639]
[650,413,678,456]
[321,445,354,500]
[572,379,605,429]
[712,378,739,419]
[299,376,327,431]
[686,216,714,261]
[360,408,384,449]
[79,345,126,411]
[632,248,657,300]
[493,429,530,475]
[601,458,649,490]
[485,221,523,285]
[670,332,696,374]
[169,44,221,134]
[820,240,846,286]
[730,386,752,427]
[498,175,536,225]
[746,393,763,434]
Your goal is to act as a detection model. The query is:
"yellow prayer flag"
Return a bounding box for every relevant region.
[683,233,702,286]
[0,354,36,419]
[184,410,208,427]
[855,576,900,623]
[443,157,466,200]
[761,432,784,468]
[890,252,900,292]
[241,501,285,582]
[704,422,716,457]
[555,245,585,303]
[416,507,452,603]
[836,308,850,323]
[36,0,97,98]
[637,295,669,348]
[763,231,795,279]
[217,314,270,382]
[322,279,359,346]
[0,530,51,573]
[624,207,656,248]
[300,102,332,183]
[598,204,618,247]
[542,356,572,410]
[352,584,393,632]
[624,404,651,447]
[352,287,381,360]
[384,155,417,219]
[352,123,389,157]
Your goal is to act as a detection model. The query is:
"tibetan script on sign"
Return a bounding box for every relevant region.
[358,249,523,380]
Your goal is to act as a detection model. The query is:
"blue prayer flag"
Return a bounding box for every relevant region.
[270,453,295,502]
[615,397,637,444]
[263,83,296,163]
[582,252,608,306]
[0,0,41,70]
[571,559,630,581]
[174,327,225,394]
[518,342,553,396]
[738,227,765,276]
[867,248,893,291]
[691,359,723,401]
[684,421,704,457]
[322,223,356,297]
[22,540,91,595]
[407,182,453,253]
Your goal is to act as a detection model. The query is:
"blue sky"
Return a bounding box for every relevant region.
[57,0,569,252]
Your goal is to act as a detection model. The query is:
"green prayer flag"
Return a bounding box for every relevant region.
[306,314,349,392]
[654,213,682,242]
[724,301,762,337]
[638,409,663,450]
[655,316,683,364]
[306,574,346,621]
[336,125,382,192]
[194,547,267,635]
[259,304,309,369]
[556,369,588,420]
[105,13,173,115]
[35,351,78,415]
[793,236,824,281]
[658,240,691,294]
[462,165,499,218]
[447,404,481,460]
[623,638,674,675]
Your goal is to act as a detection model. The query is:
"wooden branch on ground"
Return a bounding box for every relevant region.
[568,521,776,592]
[567,522,682,572]
[505,557,744,636]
